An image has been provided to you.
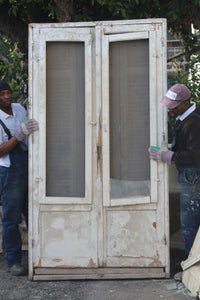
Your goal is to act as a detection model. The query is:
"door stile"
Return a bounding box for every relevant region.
[94,24,104,266]
[38,32,47,206]
[102,34,110,207]
[28,25,44,278]
[149,29,159,204]
[28,24,34,279]
[154,20,170,275]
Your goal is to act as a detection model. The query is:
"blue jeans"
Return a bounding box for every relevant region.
[0,144,28,267]
[177,164,200,258]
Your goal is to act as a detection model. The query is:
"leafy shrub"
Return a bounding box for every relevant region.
[0,37,28,107]
[168,52,200,141]
[168,54,200,104]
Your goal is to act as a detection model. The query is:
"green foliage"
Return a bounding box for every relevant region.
[168,54,200,103]
[0,38,28,107]
[74,0,162,21]
[2,0,57,22]
[0,0,199,111]
[0,35,11,59]
[0,0,199,55]
[168,48,200,135]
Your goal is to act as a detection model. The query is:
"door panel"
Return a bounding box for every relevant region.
[37,29,93,205]
[102,27,164,208]
[102,32,156,207]
[109,39,150,199]
[29,26,97,270]
[40,210,96,267]
[46,42,85,198]
[106,210,157,263]
[101,25,168,268]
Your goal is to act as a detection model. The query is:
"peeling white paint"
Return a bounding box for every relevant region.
[51,218,65,230]
[29,19,169,279]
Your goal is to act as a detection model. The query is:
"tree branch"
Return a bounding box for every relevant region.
[53,0,74,22]
[0,6,28,54]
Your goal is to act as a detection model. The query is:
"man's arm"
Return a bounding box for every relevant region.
[0,136,18,158]
[0,118,39,158]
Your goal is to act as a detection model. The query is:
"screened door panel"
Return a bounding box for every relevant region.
[46,42,85,198]
[102,32,158,206]
[109,40,150,199]
[37,28,93,205]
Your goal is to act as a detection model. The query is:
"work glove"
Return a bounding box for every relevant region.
[149,146,174,165]
[15,119,39,141]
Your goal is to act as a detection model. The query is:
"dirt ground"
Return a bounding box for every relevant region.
[0,249,195,300]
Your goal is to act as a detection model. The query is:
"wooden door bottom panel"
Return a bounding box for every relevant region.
[33,267,167,280]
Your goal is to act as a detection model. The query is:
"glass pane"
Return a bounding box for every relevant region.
[109,40,150,199]
[46,42,85,197]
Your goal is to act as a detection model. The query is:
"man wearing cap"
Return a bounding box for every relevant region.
[150,84,200,261]
[0,80,38,275]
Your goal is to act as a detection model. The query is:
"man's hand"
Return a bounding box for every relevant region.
[149,146,174,165]
[15,119,39,141]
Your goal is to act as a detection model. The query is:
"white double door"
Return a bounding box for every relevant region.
[29,19,169,279]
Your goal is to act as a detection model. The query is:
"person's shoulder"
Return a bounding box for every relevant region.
[185,109,200,128]
[12,103,25,109]
[180,108,200,126]
[12,103,27,114]
[190,108,200,120]
[195,106,200,115]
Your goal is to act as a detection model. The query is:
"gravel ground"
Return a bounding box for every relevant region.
[0,251,194,300]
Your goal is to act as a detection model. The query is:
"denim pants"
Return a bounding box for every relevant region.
[0,144,28,267]
[177,164,200,258]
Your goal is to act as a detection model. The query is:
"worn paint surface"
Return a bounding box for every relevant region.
[106,211,157,260]
[29,19,169,279]
[97,112,102,180]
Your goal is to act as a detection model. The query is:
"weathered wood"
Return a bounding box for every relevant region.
[29,19,169,281]
[35,267,164,275]
[34,267,166,280]
[34,273,166,280]
[182,254,200,271]
[183,265,200,297]
[182,226,200,297]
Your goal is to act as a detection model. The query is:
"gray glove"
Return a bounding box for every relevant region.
[15,119,39,141]
[149,146,174,165]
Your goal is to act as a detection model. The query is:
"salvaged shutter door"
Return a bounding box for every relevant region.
[102,29,161,206]
[29,26,98,272]
[29,20,169,279]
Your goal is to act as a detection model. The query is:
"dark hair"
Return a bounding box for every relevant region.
[0,80,11,93]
